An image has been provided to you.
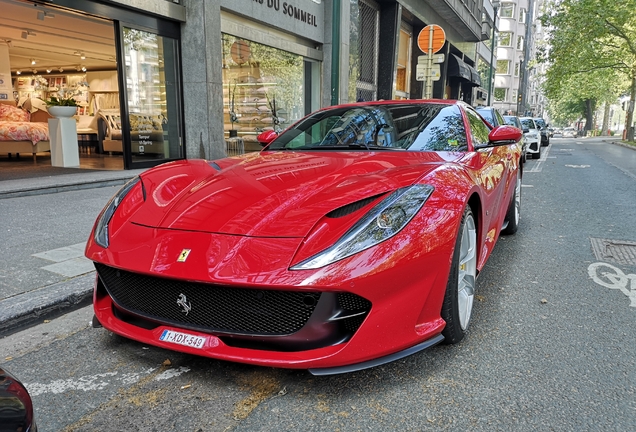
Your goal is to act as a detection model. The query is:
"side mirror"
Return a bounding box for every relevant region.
[256,130,278,147]
[488,125,523,145]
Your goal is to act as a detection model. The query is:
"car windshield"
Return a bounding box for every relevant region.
[534,118,546,128]
[268,103,468,152]
[520,118,536,129]
[503,116,519,127]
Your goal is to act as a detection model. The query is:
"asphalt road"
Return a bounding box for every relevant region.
[1,137,635,431]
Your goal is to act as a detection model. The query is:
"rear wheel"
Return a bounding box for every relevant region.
[441,207,477,344]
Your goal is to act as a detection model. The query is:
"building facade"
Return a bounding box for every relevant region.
[490,0,546,117]
[3,0,497,171]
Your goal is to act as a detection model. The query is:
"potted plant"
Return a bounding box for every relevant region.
[41,81,89,118]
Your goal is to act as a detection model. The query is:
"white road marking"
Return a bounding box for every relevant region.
[565,164,591,168]
[588,262,636,307]
[24,365,191,396]
[521,184,534,188]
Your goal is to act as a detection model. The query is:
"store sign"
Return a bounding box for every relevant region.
[251,0,319,27]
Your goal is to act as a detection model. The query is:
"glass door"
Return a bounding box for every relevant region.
[118,24,183,169]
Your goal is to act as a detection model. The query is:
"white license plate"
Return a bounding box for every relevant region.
[159,330,206,349]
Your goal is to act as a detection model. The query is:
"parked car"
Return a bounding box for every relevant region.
[519,117,542,159]
[503,115,528,163]
[0,367,37,432]
[86,100,523,375]
[476,106,506,127]
[533,117,550,146]
[562,127,577,138]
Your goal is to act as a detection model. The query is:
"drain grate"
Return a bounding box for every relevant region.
[590,238,636,266]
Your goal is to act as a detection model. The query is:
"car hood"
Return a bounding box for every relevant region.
[131,151,460,238]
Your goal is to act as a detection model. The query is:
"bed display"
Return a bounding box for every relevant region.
[0,103,50,161]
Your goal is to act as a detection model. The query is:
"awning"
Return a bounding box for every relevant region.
[448,54,481,87]
[469,66,481,87]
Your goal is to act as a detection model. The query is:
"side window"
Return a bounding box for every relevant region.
[408,105,468,151]
[465,109,491,147]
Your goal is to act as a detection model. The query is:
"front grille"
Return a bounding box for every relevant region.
[95,264,372,345]
[96,263,321,336]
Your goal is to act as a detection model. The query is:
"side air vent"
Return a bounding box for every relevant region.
[326,194,383,218]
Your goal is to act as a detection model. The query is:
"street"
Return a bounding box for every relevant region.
[1,137,635,431]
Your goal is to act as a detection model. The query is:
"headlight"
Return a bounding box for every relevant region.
[291,184,435,270]
[94,177,141,248]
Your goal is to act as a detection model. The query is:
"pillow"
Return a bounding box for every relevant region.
[0,104,30,122]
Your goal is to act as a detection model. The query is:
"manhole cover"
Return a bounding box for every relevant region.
[590,238,636,266]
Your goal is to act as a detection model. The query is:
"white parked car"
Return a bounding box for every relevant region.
[519,117,541,159]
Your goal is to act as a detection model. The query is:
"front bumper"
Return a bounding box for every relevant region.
[88,217,455,372]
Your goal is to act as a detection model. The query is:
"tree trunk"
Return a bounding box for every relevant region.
[601,102,610,136]
[626,74,636,142]
[584,99,594,133]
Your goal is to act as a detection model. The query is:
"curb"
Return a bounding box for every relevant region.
[610,140,636,151]
[0,274,95,338]
[0,177,135,199]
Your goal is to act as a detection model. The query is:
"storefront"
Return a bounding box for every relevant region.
[1,0,185,170]
[217,4,324,153]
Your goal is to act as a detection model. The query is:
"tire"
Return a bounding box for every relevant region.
[501,171,521,235]
[533,146,541,159]
[441,207,477,344]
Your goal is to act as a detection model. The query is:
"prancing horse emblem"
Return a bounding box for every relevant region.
[176,293,192,315]
[177,249,191,263]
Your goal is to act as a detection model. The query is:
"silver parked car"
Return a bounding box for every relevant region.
[503,115,528,163]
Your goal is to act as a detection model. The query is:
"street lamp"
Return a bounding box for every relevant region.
[487,0,500,106]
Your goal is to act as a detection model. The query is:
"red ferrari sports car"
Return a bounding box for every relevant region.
[86,100,522,375]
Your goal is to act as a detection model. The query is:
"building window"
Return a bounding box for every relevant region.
[517,36,524,50]
[500,3,515,19]
[514,62,520,76]
[496,60,510,75]
[395,26,412,100]
[512,89,517,104]
[498,32,512,47]
[349,0,380,102]
[519,8,527,23]
[494,88,507,102]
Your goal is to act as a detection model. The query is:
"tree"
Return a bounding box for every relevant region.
[540,0,636,139]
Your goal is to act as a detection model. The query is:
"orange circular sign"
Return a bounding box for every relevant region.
[417,25,446,54]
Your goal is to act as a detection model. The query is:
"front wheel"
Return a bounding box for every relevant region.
[533,146,541,159]
[501,171,521,235]
[441,207,477,344]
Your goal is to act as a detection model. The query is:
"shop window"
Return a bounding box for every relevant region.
[496,60,510,75]
[221,34,306,150]
[498,32,512,47]
[122,27,182,164]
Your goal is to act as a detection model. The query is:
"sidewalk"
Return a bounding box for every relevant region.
[0,168,146,336]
